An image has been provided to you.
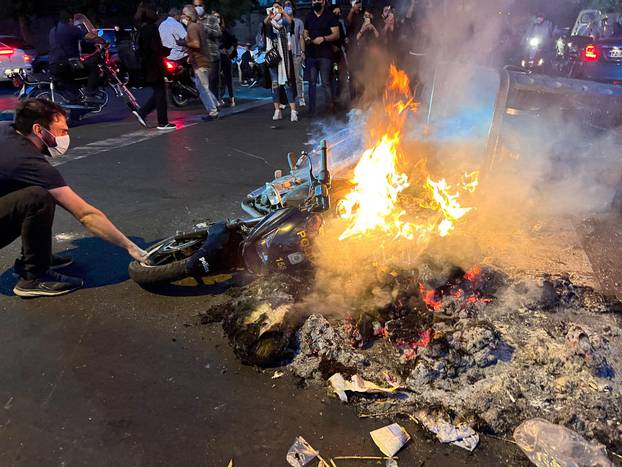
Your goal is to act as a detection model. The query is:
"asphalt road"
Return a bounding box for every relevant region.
[0,85,544,466]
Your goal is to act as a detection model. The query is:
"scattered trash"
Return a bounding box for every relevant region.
[513,418,613,467]
[272,370,285,379]
[286,436,319,467]
[370,423,411,457]
[328,373,399,403]
[415,411,479,451]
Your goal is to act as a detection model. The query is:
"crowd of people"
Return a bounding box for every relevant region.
[259,0,416,120]
[44,0,417,126]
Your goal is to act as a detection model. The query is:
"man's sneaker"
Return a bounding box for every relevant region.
[249,79,257,88]
[299,98,306,108]
[279,104,286,110]
[157,123,176,130]
[230,97,236,107]
[13,271,84,298]
[273,109,283,120]
[133,111,147,128]
[291,109,299,122]
[240,81,250,87]
[218,99,225,107]
[50,254,73,270]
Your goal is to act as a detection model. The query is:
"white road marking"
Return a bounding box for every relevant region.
[51,99,271,168]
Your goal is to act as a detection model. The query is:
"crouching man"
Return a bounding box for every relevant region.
[0,99,147,297]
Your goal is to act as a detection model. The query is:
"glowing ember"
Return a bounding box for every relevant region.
[337,65,478,243]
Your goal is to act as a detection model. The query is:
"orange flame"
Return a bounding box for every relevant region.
[337,65,478,243]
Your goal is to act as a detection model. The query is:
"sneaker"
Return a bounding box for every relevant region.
[299,98,306,108]
[273,109,283,120]
[249,79,257,88]
[291,109,298,122]
[133,111,147,128]
[230,97,236,107]
[50,254,73,270]
[240,81,250,87]
[279,104,286,110]
[209,110,220,118]
[157,123,176,130]
[13,270,84,298]
[218,99,226,107]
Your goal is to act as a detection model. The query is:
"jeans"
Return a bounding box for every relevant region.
[0,186,55,279]
[194,67,218,113]
[293,54,304,103]
[307,57,332,113]
[269,67,294,104]
[140,80,168,126]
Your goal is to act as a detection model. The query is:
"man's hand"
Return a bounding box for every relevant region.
[311,36,325,45]
[128,244,148,263]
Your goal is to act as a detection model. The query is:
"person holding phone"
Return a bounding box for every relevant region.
[263,2,299,122]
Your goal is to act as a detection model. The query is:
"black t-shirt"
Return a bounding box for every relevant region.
[304,9,339,59]
[0,123,67,198]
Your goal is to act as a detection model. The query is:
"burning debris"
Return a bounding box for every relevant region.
[196,64,622,456]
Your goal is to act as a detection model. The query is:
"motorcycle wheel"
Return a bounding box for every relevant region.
[128,230,208,286]
[28,89,82,125]
[170,89,189,107]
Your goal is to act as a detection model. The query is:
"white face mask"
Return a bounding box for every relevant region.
[195,6,204,17]
[181,17,190,26]
[41,127,70,158]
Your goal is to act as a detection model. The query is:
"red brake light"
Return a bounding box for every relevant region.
[0,47,14,57]
[583,44,599,62]
[23,54,31,62]
[164,59,176,72]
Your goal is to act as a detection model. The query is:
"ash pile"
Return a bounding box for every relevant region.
[200,258,622,451]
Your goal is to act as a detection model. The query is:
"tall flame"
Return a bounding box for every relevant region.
[337,65,478,243]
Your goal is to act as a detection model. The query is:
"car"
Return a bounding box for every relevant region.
[572,37,622,84]
[0,35,35,81]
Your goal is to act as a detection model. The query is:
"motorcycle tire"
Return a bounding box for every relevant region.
[129,256,193,285]
[170,90,189,108]
[27,89,81,126]
[128,231,207,286]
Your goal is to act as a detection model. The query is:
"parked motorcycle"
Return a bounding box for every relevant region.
[163,57,200,107]
[7,42,141,125]
[129,141,333,286]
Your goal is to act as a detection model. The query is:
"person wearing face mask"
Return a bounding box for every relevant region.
[0,99,147,297]
[193,0,222,104]
[303,0,340,115]
[178,5,219,119]
[264,2,299,122]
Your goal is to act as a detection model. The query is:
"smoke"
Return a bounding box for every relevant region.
[299,0,622,310]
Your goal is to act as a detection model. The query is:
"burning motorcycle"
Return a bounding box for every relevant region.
[6,42,141,125]
[163,57,200,107]
[129,141,333,286]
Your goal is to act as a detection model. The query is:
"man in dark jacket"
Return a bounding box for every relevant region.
[134,2,175,130]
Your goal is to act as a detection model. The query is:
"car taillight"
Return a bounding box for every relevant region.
[164,59,177,72]
[23,54,31,62]
[583,44,599,62]
[0,47,14,57]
